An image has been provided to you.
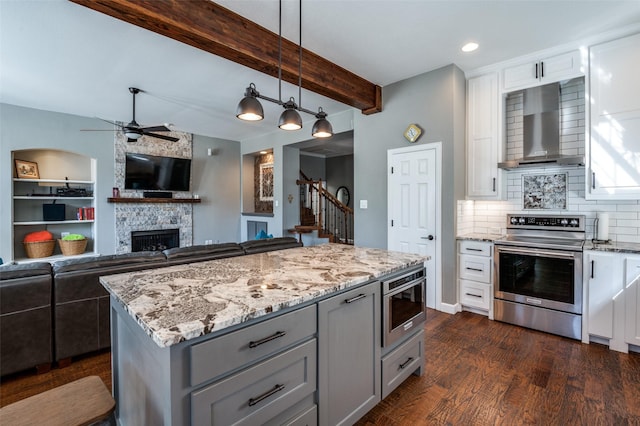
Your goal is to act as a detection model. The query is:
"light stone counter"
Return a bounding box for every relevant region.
[585,240,640,254]
[100,243,428,348]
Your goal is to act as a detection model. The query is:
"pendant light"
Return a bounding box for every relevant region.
[236,83,264,121]
[235,0,332,138]
[311,107,333,138]
[279,98,302,130]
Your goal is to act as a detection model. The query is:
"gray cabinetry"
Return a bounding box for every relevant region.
[381,330,424,399]
[318,281,381,426]
[191,339,317,425]
[190,305,316,386]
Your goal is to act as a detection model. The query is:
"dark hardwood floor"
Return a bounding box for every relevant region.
[1,309,638,425]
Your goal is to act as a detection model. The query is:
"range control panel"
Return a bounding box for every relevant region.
[506,214,585,231]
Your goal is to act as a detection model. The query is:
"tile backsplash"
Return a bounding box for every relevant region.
[458,166,640,243]
[460,76,639,243]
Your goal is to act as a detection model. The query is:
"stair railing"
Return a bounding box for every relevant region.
[296,174,353,244]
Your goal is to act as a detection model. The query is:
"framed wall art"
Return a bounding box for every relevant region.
[259,162,274,201]
[14,159,40,179]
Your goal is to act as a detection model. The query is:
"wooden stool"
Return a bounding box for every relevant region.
[0,376,115,426]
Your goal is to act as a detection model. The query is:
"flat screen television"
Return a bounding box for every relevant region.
[124,153,191,192]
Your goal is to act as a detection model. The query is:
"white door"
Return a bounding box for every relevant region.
[388,143,441,310]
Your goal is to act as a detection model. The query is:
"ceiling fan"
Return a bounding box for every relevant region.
[83,87,179,142]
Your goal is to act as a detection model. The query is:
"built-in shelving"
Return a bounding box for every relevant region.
[13,220,95,226]
[107,197,201,204]
[11,149,97,262]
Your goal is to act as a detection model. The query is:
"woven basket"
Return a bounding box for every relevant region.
[23,240,56,258]
[58,238,88,256]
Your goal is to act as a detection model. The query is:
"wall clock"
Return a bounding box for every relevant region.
[403,124,422,143]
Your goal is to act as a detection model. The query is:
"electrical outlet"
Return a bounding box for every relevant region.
[61,232,70,238]
[205,239,213,245]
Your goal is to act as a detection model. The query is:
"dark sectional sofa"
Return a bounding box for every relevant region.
[0,237,302,377]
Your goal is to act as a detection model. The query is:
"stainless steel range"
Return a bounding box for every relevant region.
[494,214,586,340]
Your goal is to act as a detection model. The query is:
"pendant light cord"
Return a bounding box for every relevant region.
[278,0,282,103]
[298,0,302,108]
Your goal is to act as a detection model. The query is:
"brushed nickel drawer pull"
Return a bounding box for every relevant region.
[345,294,366,304]
[399,357,414,369]
[248,383,285,406]
[248,331,287,348]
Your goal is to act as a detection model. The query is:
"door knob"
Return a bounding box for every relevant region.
[421,235,434,240]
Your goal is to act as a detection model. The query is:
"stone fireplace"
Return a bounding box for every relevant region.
[113,130,194,254]
[131,229,180,252]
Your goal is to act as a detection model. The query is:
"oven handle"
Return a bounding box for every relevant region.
[496,246,576,259]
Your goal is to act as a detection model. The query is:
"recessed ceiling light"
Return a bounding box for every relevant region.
[461,42,479,53]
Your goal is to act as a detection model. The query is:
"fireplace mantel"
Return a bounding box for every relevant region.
[108,197,201,204]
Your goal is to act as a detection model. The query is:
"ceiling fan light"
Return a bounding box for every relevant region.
[279,99,302,130]
[124,129,142,140]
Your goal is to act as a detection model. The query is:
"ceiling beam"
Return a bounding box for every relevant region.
[69,0,382,114]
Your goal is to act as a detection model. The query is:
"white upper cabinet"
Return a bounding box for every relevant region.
[502,50,583,91]
[466,72,501,199]
[587,33,640,199]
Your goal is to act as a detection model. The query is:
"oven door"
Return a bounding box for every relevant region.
[494,245,582,314]
[382,274,426,347]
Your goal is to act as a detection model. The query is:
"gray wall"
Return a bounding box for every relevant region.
[353,65,466,305]
[326,154,354,208]
[1,103,115,261]
[192,134,241,244]
[300,155,326,181]
[1,103,241,261]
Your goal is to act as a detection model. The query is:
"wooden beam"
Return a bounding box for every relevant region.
[69,0,382,114]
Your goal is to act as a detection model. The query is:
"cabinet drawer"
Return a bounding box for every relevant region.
[281,405,317,426]
[381,330,424,399]
[460,279,491,310]
[191,339,317,426]
[190,304,316,386]
[459,254,492,283]
[459,240,492,257]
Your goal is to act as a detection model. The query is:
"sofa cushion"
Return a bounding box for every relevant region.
[163,243,243,260]
[0,262,51,280]
[52,251,166,274]
[240,237,303,254]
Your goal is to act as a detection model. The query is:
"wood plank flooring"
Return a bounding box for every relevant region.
[1,309,638,425]
[357,309,640,425]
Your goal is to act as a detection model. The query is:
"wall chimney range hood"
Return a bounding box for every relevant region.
[498,82,584,170]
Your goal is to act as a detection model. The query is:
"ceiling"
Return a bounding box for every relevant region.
[1,1,639,146]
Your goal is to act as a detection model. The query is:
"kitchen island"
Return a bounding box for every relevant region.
[100,243,428,425]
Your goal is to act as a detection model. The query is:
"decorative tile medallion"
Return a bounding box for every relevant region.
[522,173,567,210]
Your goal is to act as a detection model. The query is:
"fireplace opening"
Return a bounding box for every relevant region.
[131,229,179,252]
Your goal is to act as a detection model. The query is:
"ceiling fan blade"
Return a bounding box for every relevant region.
[97,117,122,128]
[143,132,179,142]
[140,125,171,132]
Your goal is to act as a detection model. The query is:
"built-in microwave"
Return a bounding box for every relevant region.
[382,267,426,348]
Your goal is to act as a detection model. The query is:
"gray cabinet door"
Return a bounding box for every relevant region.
[318,282,380,426]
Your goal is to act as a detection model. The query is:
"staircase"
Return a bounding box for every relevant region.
[294,171,354,244]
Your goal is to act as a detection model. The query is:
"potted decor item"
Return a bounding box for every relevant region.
[58,233,88,256]
[23,230,56,258]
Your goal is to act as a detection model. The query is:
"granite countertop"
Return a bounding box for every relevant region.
[456,233,503,242]
[100,244,428,348]
[585,240,640,254]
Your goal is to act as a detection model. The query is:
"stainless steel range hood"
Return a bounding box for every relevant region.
[498,82,584,170]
